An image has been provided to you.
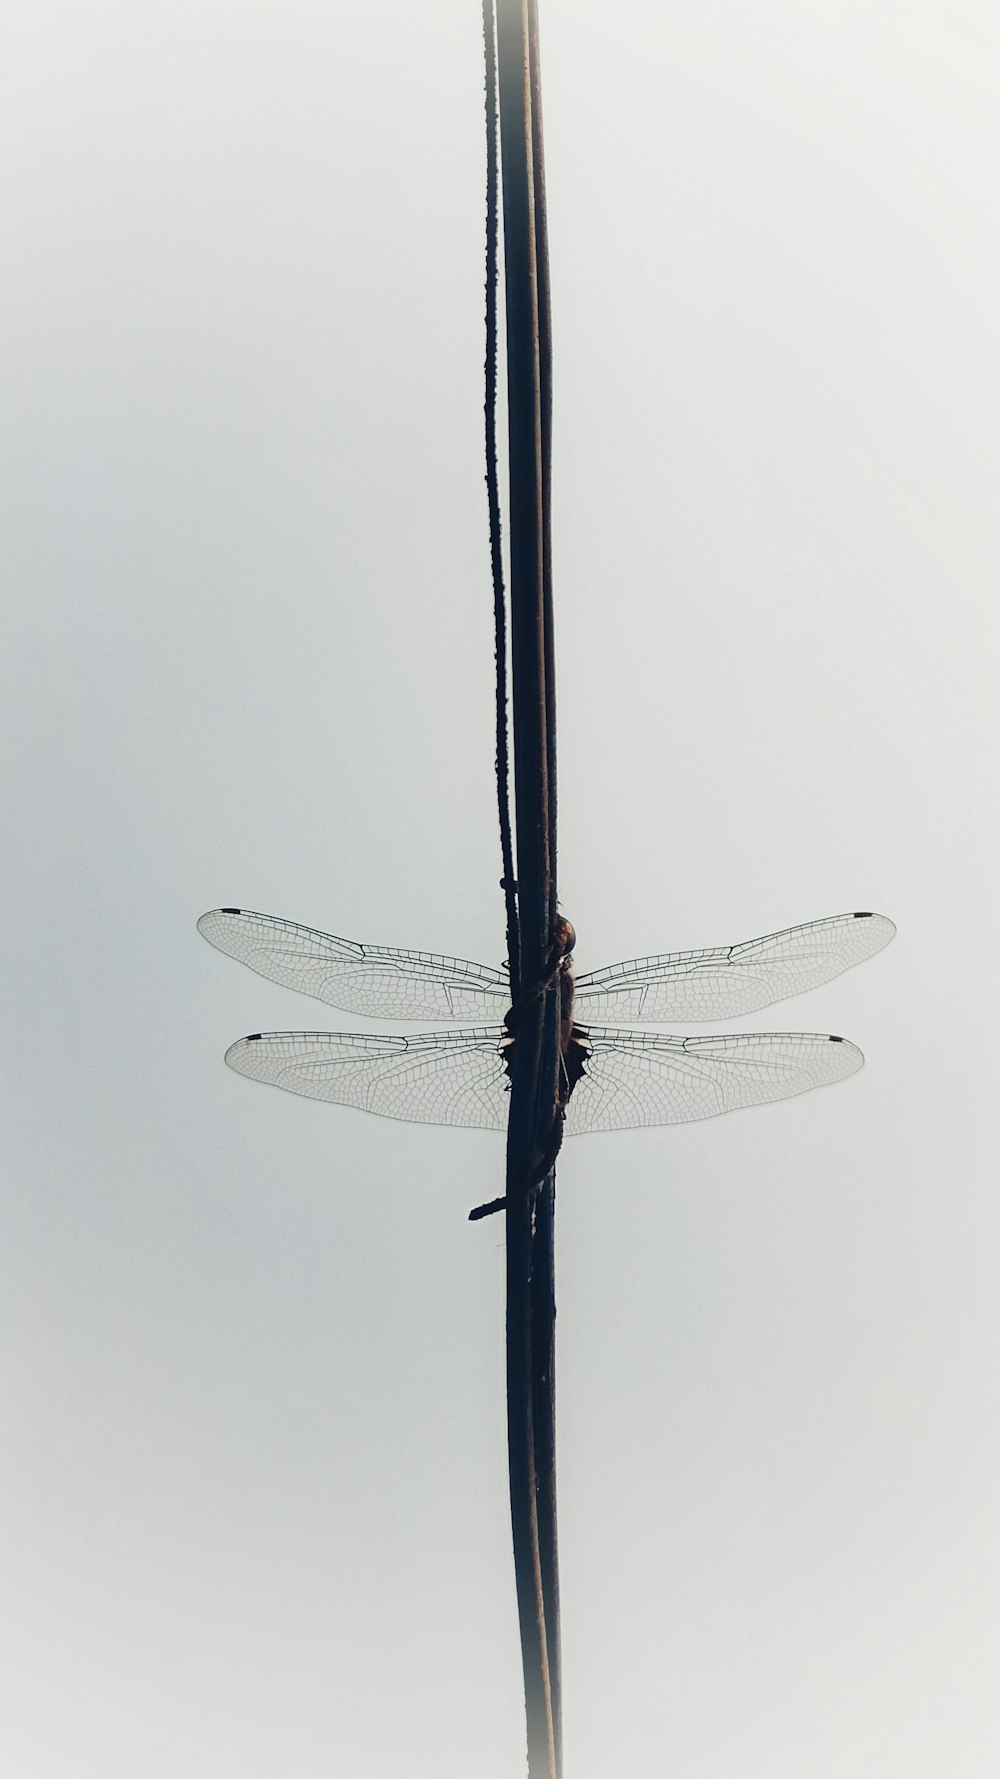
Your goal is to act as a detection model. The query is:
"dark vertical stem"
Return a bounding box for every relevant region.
[524,7,561,1763]
[530,1165,560,1771]
[504,1184,553,1779]
[494,2,561,1775]
[495,0,549,960]
[483,0,521,1002]
[527,0,557,888]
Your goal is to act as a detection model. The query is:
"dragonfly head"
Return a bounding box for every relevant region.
[553,915,576,959]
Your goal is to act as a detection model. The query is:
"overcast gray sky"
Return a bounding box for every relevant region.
[3,3,998,1774]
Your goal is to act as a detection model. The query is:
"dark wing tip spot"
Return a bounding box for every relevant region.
[853,911,873,919]
[221,907,242,915]
[246,1033,262,1042]
[829,1034,844,1043]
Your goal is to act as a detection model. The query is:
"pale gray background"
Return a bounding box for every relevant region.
[3,2,998,1774]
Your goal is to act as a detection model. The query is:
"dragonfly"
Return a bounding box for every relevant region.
[198,906,894,1164]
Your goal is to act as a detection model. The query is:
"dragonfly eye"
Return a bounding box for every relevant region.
[554,916,576,958]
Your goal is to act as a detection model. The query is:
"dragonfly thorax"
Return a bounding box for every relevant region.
[500,939,592,1105]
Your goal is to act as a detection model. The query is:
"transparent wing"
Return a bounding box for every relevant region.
[198,908,511,1021]
[574,911,895,1023]
[224,1027,511,1131]
[564,1026,863,1135]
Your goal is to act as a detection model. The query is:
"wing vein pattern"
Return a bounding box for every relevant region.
[225,1028,512,1130]
[564,1028,863,1134]
[574,911,895,1022]
[224,1026,863,1136]
[199,908,511,1020]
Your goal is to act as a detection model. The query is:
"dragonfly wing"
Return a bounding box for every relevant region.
[224,1027,511,1131]
[574,911,895,1022]
[564,1026,863,1135]
[198,908,511,1020]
